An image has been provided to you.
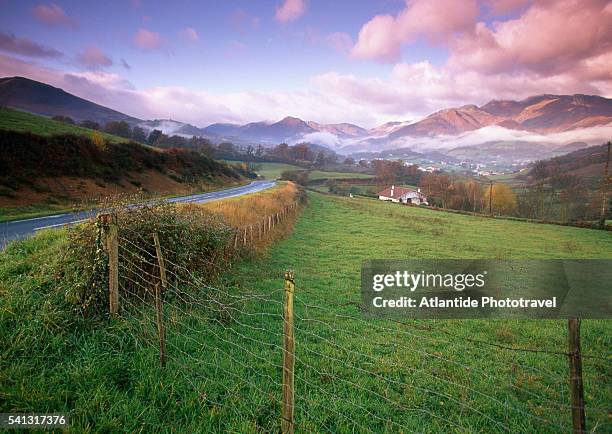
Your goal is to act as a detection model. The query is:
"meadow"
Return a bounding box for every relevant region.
[227,161,374,181]
[0,191,610,432]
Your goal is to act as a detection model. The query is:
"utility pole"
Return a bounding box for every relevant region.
[489,180,493,215]
[599,141,610,229]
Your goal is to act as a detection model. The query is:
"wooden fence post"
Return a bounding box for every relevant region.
[568,318,586,433]
[153,232,167,290]
[154,283,166,367]
[258,222,262,241]
[100,213,119,317]
[243,227,247,246]
[282,271,295,434]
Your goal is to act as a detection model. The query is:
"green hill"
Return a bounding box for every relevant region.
[0,109,254,218]
[0,106,128,143]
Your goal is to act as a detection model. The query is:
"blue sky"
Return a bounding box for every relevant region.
[0,1,609,127]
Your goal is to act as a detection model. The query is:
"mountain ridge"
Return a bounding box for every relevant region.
[1,76,611,153]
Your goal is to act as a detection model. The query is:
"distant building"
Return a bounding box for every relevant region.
[378,185,428,205]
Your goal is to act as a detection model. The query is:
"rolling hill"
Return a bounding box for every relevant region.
[0,108,250,210]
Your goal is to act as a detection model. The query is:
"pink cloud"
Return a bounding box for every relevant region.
[230,9,260,33]
[484,0,530,15]
[181,27,199,42]
[352,0,479,63]
[133,28,164,51]
[76,45,112,69]
[449,0,612,76]
[327,32,353,54]
[275,0,306,23]
[0,31,62,58]
[31,3,77,28]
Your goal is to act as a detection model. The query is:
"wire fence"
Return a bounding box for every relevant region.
[95,208,611,433]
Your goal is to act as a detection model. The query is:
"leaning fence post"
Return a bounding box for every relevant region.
[568,318,586,433]
[153,232,167,290]
[100,213,119,317]
[154,282,166,368]
[282,270,295,434]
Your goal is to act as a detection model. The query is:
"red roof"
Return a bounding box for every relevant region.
[378,186,422,199]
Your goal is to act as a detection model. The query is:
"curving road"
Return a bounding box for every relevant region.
[0,180,275,249]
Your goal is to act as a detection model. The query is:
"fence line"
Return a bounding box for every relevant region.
[93,204,609,433]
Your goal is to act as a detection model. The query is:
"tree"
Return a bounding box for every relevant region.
[80,120,100,130]
[280,170,309,185]
[92,130,106,152]
[147,129,163,145]
[483,183,517,215]
[315,151,327,167]
[104,121,132,139]
[52,115,74,124]
[343,157,355,166]
[131,126,147,143]
[218,142,236,154]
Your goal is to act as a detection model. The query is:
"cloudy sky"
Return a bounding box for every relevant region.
[1,0,611,128]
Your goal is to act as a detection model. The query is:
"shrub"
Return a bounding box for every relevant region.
[61,201,237,317]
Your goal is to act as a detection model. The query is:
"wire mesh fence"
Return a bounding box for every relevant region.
[95,206,610,433]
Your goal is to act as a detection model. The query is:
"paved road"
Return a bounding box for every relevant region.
[0,180,275,249]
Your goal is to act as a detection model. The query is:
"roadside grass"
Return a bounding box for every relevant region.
[0,107,128,143]
[1,192,610,432]
[0,203,77,223]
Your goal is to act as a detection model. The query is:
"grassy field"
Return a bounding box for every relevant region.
[308,170,373,180]
[1,192,610,432]
[226,161,374,181]
[252,162,303,179]
[0,107,128,143]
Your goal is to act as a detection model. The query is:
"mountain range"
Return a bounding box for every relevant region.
[1,76,611,159]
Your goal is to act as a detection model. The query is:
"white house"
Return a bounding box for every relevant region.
[378,185,428,205]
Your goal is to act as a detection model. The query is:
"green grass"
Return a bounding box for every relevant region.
[225,161,373,181]
[308,170,373,180]
[239,162,303,179]
[0,107,128,143]
[0,204,77,223]
[1,193,610,432]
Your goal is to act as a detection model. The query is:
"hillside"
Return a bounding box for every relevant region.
[0,76,140,125]
[527,142,611,184]
[0,111,251,210]
[0,106,129,143]
[390,94,612,139]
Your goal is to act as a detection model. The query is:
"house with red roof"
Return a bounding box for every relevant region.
[378,185,428,205]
